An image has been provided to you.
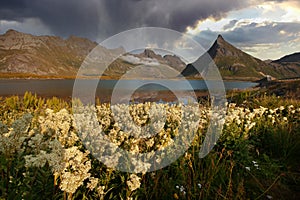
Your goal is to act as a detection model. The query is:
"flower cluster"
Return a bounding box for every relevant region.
[59,146,92,194]
[0,113,32,156]
[1,101,299,197]
[222,103,300,140]
[38,108,79,147]
[126,174,141,191]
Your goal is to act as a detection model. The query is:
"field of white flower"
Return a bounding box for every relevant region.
[0,92,299,199]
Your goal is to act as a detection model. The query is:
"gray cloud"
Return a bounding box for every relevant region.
[223,20,238,30]
[193,21,300,56]
[222,22,300,44]
[0,0,249,41]
[0,18,52,36]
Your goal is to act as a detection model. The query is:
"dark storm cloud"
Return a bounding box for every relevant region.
[0,0,30,20]
[30,0,102,39]
[1,0,26,9]
[0,0,249,40]
[0,0,102,39]
[102,0,248,33]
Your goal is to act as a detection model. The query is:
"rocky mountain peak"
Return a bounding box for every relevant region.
[163,54,186,72]
[0,29,41,50]
[0,30,98,76]
[181,34,300,80]
[140,49,163,60]
[4,29,22,36]
[1,30,299,80]
[208,34,243,58]
[216,34,225,44]
[143,49,159,57]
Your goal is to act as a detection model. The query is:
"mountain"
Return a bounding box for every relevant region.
[269,52,300,79]
[101,49,186,78]
[1,30,299,80]
[0,29,97,77]
[273,52,300,63]
[181,35,300,80]
[0,30,186,79]
[138,49,186,72]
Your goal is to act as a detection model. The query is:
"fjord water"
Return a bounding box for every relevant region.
[0,79,257,100]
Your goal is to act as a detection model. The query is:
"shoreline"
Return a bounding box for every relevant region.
[0,90,210,103]
[0,76,258,82]
[0,72,261,82]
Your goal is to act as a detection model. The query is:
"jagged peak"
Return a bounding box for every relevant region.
[3,29,37,38]
[207,34,246,59]
[209,34,227,50]
[217,34,224,39]
[143,48,156,56]
[141,49,162,59]
[4,29,22,35]
[216,34,226,44]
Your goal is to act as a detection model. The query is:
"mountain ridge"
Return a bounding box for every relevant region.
[101,49,186,78]
[273,52,300,63]
[181,34,300,80]
[1,29,300,80]
[0,29,187,78]
[0,29,97,76]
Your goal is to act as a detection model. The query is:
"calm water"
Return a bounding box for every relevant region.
[0,79,257,100]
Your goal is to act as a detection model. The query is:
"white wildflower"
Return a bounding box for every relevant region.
[24,151,48,168]
[97,185,105,195]
[279,106,285,111]
[87,177,99,191]
[126,174,141,191]
[59,146,91,194]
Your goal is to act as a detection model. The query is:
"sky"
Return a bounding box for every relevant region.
[0,0,299,60]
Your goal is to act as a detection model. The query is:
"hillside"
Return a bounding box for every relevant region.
[99,49,186,78]
[181,35,300,80]
[0,30,186,79]
[0,29,97,77]
[269,52,300,79]
[1,30,299,80]
[273,52,300,63]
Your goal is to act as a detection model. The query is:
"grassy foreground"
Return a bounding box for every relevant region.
[0,92,299,199]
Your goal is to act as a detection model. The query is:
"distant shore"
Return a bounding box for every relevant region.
[0,73,261,82]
